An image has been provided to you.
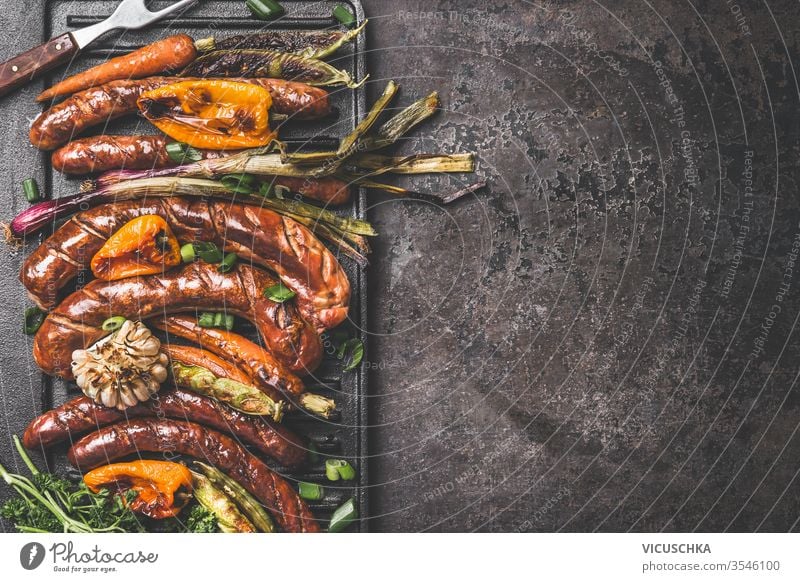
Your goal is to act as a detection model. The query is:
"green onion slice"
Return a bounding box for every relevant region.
[23,178,40,203]
[298,482,324,501]
[101,316,126,332]
[325,459,356,481]
[332,4,356,27]
[180,243,196,263]
[218,252,238,273]
[24,307,46,335]
[246,0,285,20]
[165,142,203,164]
[337,338,364,371]
[263,283,296,303]
[328,498,358,533]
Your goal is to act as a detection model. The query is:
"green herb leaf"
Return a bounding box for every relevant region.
[221,173,258,194]
[218,252,238,273]
[185,504,218,533]
[192,241,224,264]
[332,4,356,27]
[263,283,296,303]
[337,338,364,371]
[165,142,203,164]
[24,307,46,335]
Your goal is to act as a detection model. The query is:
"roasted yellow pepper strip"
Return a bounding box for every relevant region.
[138,80,275,149]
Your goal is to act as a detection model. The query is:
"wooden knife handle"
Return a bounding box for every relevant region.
[0,33,78,98]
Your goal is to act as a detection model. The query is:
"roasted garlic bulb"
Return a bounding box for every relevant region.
[72,320,169,410]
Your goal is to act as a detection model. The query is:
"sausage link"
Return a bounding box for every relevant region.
[21,198,350,331]
[67,418,320,532]
[32,261,322,379]
[30,77,331,150]
[51,135,173,174]
[23,389,308,468]
[154,316,304,398]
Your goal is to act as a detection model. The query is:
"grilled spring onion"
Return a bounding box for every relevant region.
[181,48,367,89]
[194,462,275,533]
[11,177,377,264]
[194,20,367,60]
[171,361,284,421]
[190,471,256,533]
[328,497,358,533]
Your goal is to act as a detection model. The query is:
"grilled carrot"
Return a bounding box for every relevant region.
[36,34,197,102]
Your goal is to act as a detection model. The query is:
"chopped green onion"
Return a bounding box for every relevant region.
[198,312,235,331]
[337,338,364,371]
[332,4,356,27]
[22,178,40,203]
[180,243,196,263]
[263,283,296,303]
[101,316,126,332]
[328,498,358,533]
[24,307,46,335]
[246,0,285,20]
[298,482,324,501]
[325,459,356,481]
[165,142,202,164]
[218,252,238,273]
[192,241,224,264]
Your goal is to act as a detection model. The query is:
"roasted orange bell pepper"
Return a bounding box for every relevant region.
[83,460,193,519]
[91,215,181,281]
[137,80,276,149]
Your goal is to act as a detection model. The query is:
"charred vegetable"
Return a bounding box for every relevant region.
[190,471,256,533]
[138,80,276,149]
[170,361,285,421]
[0,436,142,533]
[195,21,366,60]
[90,215,181,281]
[71,320,169,410]
[194,462,275,533]
[181,49,366,88]
[83,461,192,519]
[37,35,197,103]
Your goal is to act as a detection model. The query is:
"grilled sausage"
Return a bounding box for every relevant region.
[67,418,319,532]
[22,389,307,468]
[30,76,331,150]
[32,262,322,379]
[51,135,174,174]
[21,198,349,331]
[51,135,352,204]
[154,316,304,398]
